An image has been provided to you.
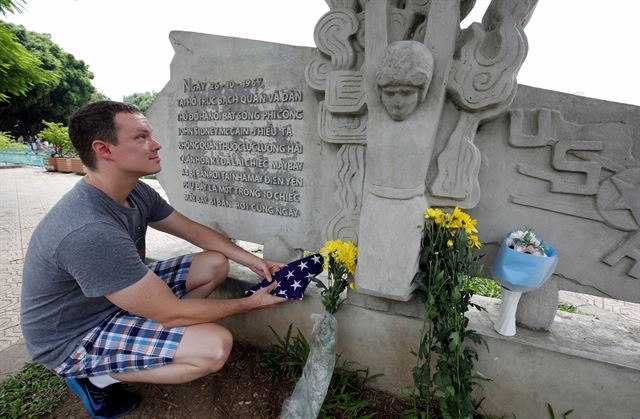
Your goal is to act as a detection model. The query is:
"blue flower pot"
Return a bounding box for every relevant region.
[492,239,558,293]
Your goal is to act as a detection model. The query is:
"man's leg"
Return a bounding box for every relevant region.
[110,321,232,384]
[182,251,229,298]
[110,250,233,384]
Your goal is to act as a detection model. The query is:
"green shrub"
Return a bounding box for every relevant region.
[38,121,73,156]
[0,131,27,150]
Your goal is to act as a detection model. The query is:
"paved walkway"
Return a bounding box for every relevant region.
[1,165,639,379]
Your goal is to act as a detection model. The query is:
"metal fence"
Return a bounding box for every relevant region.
[0,149,47,167]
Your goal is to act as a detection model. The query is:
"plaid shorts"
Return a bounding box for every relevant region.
[52,254,193,378]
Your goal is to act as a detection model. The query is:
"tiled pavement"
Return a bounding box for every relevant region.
[1,165,639,378]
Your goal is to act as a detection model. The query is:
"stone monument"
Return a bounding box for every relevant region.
[147,0,640,331]
[148,2,640,417]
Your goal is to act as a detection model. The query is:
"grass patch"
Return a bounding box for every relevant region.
[468,277,502,299]
[557,302,578,313]
[468,278,582,314]
[256,324,381,418]
[0,362,66,418]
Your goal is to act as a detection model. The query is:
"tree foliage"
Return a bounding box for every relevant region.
[0,21,96,135]
[38,120,71,157]
[0,0,25,15]
[0,130,27,150]
[123,91,157,114]
[0,1,59,102]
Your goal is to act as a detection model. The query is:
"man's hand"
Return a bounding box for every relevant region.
[247,280,287,309]
[247,258,286,281]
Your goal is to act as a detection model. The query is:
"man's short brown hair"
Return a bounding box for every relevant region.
[68,101,140,170]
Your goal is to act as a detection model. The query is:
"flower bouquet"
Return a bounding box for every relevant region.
[312,239,358,314]
[492,227,558,336]
[280,239,357,418]
[410,207,486,418]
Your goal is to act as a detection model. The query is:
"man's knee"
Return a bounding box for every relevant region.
[177,323,233,375]
[205,326,233,373]
[195,251,229,281]
[208,251,230,279]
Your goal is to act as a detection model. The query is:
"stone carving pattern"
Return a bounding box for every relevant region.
[430,0,537,207]
[306,55,331,92]
[323,145,366,243]
[327,0,358,10]
[389,8,416,43]
[518,140,603,195]
[314,9,359,71]
[325,70,366,114]
[509,108,640,279]
[448,0,535,111]
[308,6,366,243]
[319,102,368,144]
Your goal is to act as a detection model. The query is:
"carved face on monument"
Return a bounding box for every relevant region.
[376,41,434,121]
[380,85,421,121]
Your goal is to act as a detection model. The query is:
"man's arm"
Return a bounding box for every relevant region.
[150,210,284,280]
[105,269,283,328]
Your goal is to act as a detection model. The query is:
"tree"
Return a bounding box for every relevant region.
[0,22,97,135]
[38,120,71,157]
[123,91,157,114]
[0,1,58,102]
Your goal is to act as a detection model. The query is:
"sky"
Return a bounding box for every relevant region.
[4,0,640,106]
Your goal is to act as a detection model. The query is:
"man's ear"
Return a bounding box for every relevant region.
[92,140,114,162]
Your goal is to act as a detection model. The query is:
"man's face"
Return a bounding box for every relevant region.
[381,85,420,121]
[110,112,162,176]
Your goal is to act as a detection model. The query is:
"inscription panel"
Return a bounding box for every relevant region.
[149,32,332,257]
[176,77,305,219]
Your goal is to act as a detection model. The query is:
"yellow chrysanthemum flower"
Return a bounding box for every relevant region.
[320,239,358,276]
[468,235,481,249]
[337,241,358,276]
[447,239,453,247]
[425,207,445,224]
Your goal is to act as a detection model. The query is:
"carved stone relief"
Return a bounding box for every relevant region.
[375,41,433,121]
[430,0,537,208]
[509,108,640,279]
[307,2,367,243]
[308,0,537,300]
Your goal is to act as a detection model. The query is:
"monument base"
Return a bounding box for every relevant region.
[216,262,640,419]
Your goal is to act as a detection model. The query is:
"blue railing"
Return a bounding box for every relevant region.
[0,149,49,167]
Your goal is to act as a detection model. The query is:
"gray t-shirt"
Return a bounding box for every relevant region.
[21,179,174,369]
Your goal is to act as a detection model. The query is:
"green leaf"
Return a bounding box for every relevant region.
[448,332,460,351]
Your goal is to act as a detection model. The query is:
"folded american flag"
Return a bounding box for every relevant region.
[244,254,324,300]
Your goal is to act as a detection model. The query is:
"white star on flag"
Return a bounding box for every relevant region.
[298,261,308,271]
[285,271,295,279]
[311,255,321,264]
[291,280,301,290]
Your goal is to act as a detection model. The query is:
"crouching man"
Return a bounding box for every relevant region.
[21,101,286,418]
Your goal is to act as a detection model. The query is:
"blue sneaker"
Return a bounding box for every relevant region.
[64,377,139,419]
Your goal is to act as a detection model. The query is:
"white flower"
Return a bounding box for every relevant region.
[510,230,526,240]
[507,227,547,256]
